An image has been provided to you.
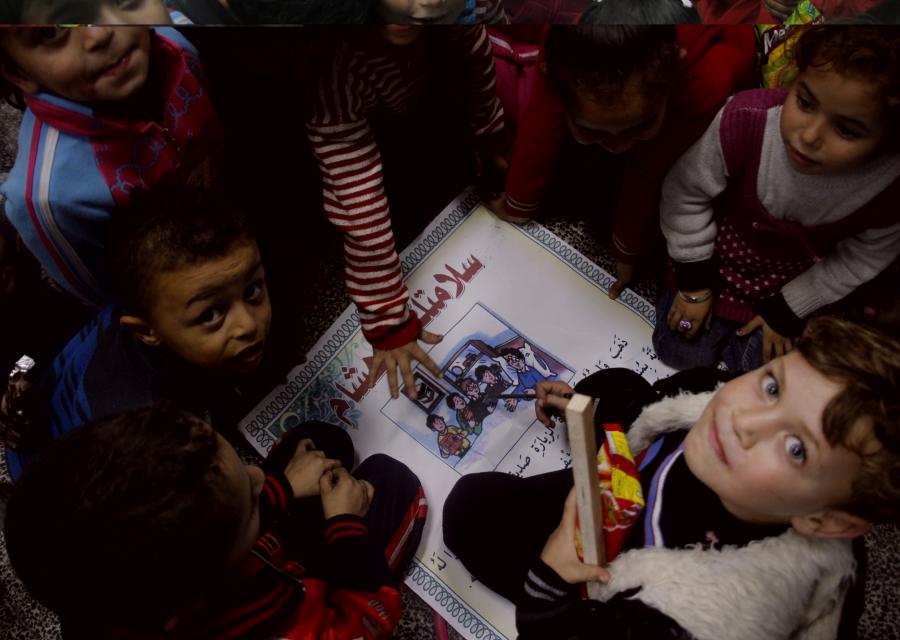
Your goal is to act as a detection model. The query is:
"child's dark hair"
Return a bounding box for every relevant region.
[796,316,900,524]
[579,0,700,25]
[543,25,680,108]
[793,26,900,151]
[105,187,255,316]
[3,404,242,630]
[446,392,464,409]
[475,364,501,381]
[426,414,442,430]
[499,347,523,359]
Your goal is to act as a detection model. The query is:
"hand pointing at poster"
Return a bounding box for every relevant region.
[368,328,444,400]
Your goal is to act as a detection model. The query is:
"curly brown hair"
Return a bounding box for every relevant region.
[793,25,900,151]
[543,25,680,108]
[797,316,900,524]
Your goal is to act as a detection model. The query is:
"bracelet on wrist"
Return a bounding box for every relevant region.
[678,290,713,304]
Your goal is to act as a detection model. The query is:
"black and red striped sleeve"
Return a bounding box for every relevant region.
[322,515,393,593]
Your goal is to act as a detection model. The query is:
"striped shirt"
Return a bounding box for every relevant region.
[306,26,505,350]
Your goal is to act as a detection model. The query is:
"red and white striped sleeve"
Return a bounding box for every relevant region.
[306,46,421,351]
[454,25,506,139]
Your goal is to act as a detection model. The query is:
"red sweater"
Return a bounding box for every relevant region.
[502,25,757,265]
[306,27,505,350]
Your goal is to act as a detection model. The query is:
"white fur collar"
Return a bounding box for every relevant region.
[600,391,855,640]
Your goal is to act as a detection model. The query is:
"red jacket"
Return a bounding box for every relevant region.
[107,472,407,640]
[502,25,758,265]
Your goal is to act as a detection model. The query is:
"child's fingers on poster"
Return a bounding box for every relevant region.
[608,261,634,300]
[397,353,418,400]
[365,355,387,391]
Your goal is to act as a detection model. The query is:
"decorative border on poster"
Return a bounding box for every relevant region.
[407,560,504,640]
[400,189,482,276]
[517,222,656,327]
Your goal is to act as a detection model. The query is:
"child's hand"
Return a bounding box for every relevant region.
[535,381,576,427]
[737,315,793,363]
[368,328,443,400]
[283,439,342,498]
[667,289,714,339]
[541,488,610,585]
[608,260,635,301]
[763,0,799,21]
[483,191,531,225]
[320,467,375,519]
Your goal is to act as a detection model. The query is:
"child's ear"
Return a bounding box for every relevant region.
[791,510,871,540]
[0,60,40,96]
[679,47,687,62]
[119,314,162,347]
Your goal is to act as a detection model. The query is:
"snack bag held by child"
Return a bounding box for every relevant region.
[575,423,644,562]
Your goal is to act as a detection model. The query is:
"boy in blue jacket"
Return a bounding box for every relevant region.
[5,187,270,480]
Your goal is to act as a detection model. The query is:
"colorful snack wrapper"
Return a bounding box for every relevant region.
[575,423,645,562]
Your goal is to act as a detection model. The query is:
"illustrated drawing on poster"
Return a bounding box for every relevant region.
[384,303,575,473]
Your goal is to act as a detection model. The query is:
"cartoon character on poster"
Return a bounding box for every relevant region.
[381,304,574,472]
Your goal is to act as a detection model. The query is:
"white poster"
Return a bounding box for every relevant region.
[239,190,673,640]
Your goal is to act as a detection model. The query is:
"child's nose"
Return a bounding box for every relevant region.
[733,409,777,448]
[232,303,259,340]
[81,27,115,51]
[799,119,824,148]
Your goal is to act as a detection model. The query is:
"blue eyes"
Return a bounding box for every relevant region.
[762,374,779,398]
[785,436,807,464]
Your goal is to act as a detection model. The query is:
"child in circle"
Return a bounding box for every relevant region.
[656,25,900,371]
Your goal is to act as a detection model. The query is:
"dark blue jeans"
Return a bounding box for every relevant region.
[652,287,763,373]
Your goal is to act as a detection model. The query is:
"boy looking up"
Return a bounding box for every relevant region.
[5,187,270,480]
[0,26,222,305]
[445,316,900,639]
[5,404,427,639]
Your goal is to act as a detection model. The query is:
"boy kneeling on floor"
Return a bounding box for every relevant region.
[4,405,427,639]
